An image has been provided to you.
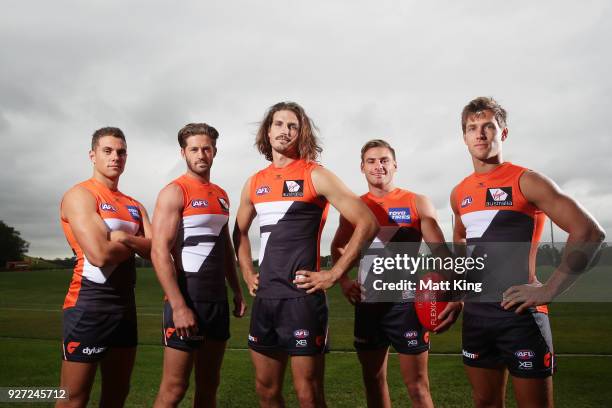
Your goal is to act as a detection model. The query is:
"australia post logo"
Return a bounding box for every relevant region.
[191,199,209,208]
[100,203,117,212]
[388,208,411,224]
[282,180,304,197]
[485,187,513,207]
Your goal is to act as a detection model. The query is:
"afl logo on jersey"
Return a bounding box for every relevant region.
[256,185,271,196]
[293,329,310,339]
[485,187,513,207]
[100,203,117,212]
[461,196,473,208]
[126,205,141,221]
[282,180,304,197]
[388,208,411,223]
[191,199,209,208]
[217,197,230,212]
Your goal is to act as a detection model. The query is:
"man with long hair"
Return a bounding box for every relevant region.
[234,102,378,407]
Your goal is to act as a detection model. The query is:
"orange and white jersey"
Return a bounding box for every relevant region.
[454,162,546,316]
[250,159,329,299]
[170,174,230,302]
[359,188,423,300]
[61,178,144,312]
[361,188,422,245]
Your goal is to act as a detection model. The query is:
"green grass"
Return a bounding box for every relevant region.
[0,268,611,407]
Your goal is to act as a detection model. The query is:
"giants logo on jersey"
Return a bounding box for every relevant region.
[485,187,513,207]
[100,203,117,212]
[217,197,229,212]
[282,180,304,197]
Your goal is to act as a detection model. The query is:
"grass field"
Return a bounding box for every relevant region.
[1,268,611,407]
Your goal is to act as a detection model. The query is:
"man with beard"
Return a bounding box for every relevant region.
[233,102,378,407]
[152,123,246,408]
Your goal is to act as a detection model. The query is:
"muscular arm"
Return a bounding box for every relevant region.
[296,167,378,292]
[331,215,361,304]
[502,171,606,313]
[62,186,132,267]
[222,224,246,317]
[232,177,259,296]
[110,202,152,259]
[151,183,197,337]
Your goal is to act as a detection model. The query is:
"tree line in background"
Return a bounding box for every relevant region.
[1,220,611,270]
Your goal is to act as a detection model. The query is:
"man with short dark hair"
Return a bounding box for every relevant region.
[452,96,605,407]
[152,123,246,408]
[58,127,151,408]
[234,102,378,407]
[333,139,462,408]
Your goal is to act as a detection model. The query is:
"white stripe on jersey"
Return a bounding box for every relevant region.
[461,210,499,240]
[254,201,293,227]
[177,213,228,273]
[82,218,140,284]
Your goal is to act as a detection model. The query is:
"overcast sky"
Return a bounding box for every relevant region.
[1,1,610,259]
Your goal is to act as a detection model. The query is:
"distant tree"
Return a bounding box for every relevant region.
[0,220,30,266]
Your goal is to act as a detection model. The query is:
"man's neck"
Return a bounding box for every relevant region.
[271,151,299,169]
[92,171,119,191]
[368,182,395,198]
[472,154,504,174]
[185,169,210,184]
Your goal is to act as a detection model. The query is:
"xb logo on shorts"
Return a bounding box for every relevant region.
[100,203,117,212]
[191,199,209,208]
[515,349,535,370]
[282,180,304,197]
[294,329,309,347]
[485,187,513,207]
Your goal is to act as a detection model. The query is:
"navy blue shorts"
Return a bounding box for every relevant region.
[162,300,230,351]
[462,311,555,378]
[62,307,137,362]
[354,302,429,354]
[248,292,329,355]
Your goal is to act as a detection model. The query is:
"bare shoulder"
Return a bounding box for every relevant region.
[156,182,184,208]
[519,170,561,201]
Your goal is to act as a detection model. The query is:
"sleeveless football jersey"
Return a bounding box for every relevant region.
[454,162,546,316]
[359,188,423,301]
[250,159,329,299]
[171,174,230,302]
[61,178,144,312]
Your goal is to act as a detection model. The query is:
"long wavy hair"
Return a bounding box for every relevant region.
[255,102,322,162]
